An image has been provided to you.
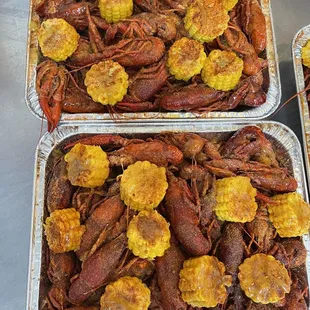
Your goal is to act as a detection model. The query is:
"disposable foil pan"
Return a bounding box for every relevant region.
[293,25,310,189]
[25,0,280,122]
[27,120,309,309]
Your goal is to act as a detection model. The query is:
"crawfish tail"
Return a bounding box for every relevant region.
[155,235,187,310]
[68,234,127,305]
[164,174,211,256]
[76,195,125,261]
[159,86,226,111]
[109,141,184,167]
[47,158,74,214]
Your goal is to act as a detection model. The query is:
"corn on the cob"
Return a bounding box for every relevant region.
[167,37,207,81]
[238,254,291,304]
[179,255,232,307]
[45,208,85,253]
[302,40,310,68]
[214,176,257,222]
[120,161,168,211]
[223,0,238,11]
[127,210,171,259]
[38,18,79,62]
[268,192,310,237]
[64,143,109,188]
[184,0,229,43]
[84,60,129,105]
[98,0,133,24]
[100,276,151,310]
[201,50,243,91]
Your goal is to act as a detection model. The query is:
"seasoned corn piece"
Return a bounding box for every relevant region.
[100,276,151,310]
[184,0,229,43]
[238,254,291,304]
[45,208,85,253]
[38,18,79,62]
[222,0,238,11]
[167,37,207,81]
[120,161,168,211]
[127,210,171,259]
[214,176,257,222]
[302,40,310,68]
[201,50,243,91]
[85,60,128,106]
[99,0,133,23]
[268,192,310,237]
[64,143,109,188]
[179,255,232,307]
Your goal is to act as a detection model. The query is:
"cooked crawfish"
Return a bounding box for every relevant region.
[40,128,306,309]
[34,0,269,130]
[68,234,127,305]
[36,60,68,132]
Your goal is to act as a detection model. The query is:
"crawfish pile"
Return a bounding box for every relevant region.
[35,0,269,131]
[40,126,309,310]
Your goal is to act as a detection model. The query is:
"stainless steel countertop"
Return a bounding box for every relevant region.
[0,0,308,309]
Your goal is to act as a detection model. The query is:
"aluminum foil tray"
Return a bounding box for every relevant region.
[27,120,309,309]
[25,0,280,123]
[293,25,310,190]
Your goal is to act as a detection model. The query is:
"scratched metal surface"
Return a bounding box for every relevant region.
[0,0,309,309]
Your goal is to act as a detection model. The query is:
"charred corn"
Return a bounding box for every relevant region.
[238,254,291,304]
[127,210,171,259]
[64,143,109,188]
[167,37,207,81]
[38,18,79,62]
[268,192,310,237]
[98,0,133,23]
[214,176,257,222]
[45,208,85,253]
[100,276,150,310]
[184,0,229,43]
[201,50,243,91]
[85,60,129,105]
[179,255,232,307]
[120,161,168,211]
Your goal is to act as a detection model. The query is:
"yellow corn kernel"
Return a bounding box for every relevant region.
[84,60,128,106]
[222,0,238,11]
[238,254,291,304]
[100,276,150,310]
[179,256,232,307]
[167,37,207,81]
[214,176,257,222]
[120,161,168,211]
[201,50,243,91]
[184,0,229,43]
[64,143,109,188]
[268,192,310,237]
[98,0,133,23]
[302,40,310,68]
[45,208,85,253]
[127,210,171,259]
[38,18,79,62]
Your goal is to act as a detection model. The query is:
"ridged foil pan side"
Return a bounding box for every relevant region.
[27,120,309,309]
[292,25,310,190]
[25,0,280,122]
